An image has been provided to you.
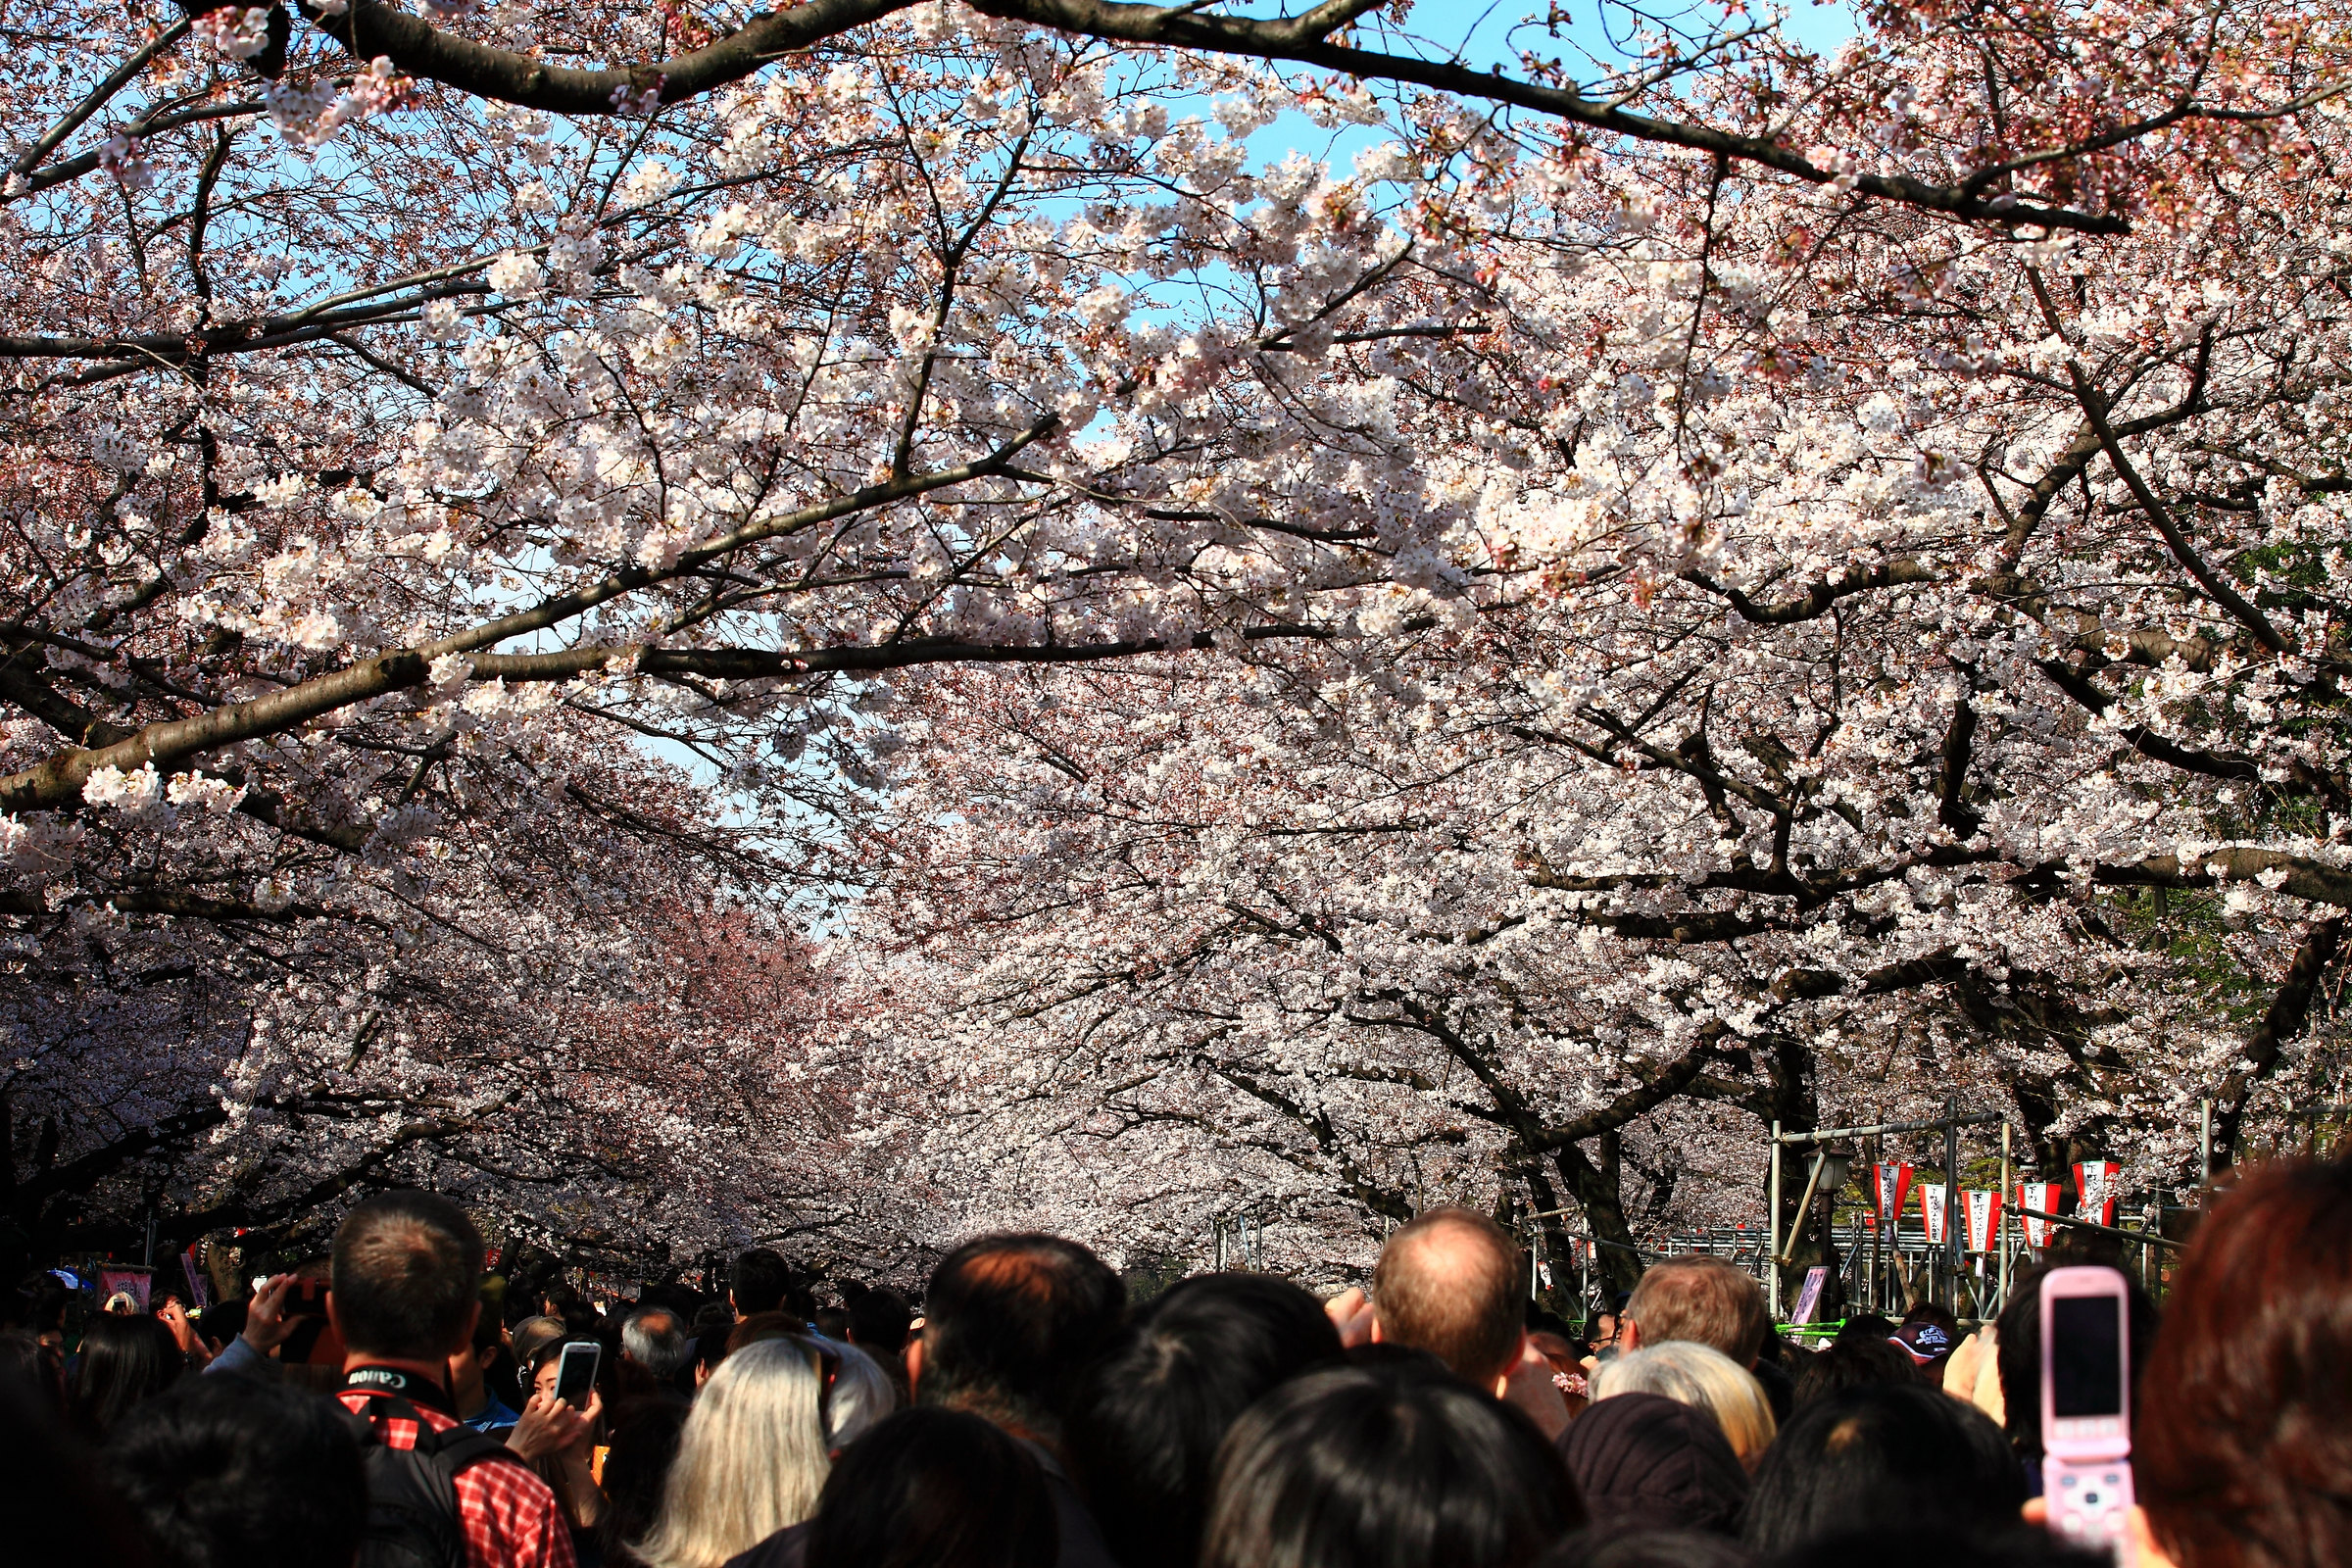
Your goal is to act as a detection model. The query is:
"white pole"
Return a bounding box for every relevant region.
[1768,1120,1783,1320]
[1997,1121,2013,1315]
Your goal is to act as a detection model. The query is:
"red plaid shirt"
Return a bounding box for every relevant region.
[339,1390,578,1568]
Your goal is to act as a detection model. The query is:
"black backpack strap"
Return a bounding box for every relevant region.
[345,1392,510,1477]
[416,1422,512,1479]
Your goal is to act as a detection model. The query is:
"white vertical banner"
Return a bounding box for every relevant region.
[1963,1189,2003,1252]
[2073,1159,2122,1227]
[1920,1182,1949,1245]
[2017,1182,2064,1248]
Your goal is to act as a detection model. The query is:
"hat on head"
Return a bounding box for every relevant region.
[1887,1322,1952,1364]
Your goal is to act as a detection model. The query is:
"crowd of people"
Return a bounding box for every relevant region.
[4,1154,2349,1568]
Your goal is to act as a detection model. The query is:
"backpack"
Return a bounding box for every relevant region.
[342,1393,514,1568]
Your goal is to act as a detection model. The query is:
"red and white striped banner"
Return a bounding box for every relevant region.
[1920,1182,1948,1245]
[2018,1182,2065,1248]
[1963,1189,2004,1252]
[2073,1160,2122,1227]
[1875,1162,1915,1227]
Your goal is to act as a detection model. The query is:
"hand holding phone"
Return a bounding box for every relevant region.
[2040,1265,2135,1560]
[553,1341,601,1409]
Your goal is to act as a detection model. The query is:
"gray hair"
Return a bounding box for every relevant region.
[822,1339,899,1449]
[1592,1339,1779,1465]
[622,1306,693,1382]
[634,1339,829,1568]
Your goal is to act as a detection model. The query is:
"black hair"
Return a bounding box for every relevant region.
[1758,1526,2106,1568]
[69,1313,185,1442]
[6,1269,73,1334]
[1538,1528,1756,1568]
[847,1283,914,1355]
[1831,1314,1897,1346]
[1068,1272,1346,1568]
[1200,1363,1582,1568]
[1740,1383,2024,1557]
[0,1325,62,1416]
[540,1279,603,1340]
[917,1233,1125,1439]
[596,1398,690,1565]
[200,1299,248,1351]
[330,1189,485,1359]
[806,1406,1056,1568]
[0,1368,155,1568]
[1790,1338,1918,1408]
[733,1247,792,1316]
[1993,1258,2160,1461]
[107,1372,366,1568]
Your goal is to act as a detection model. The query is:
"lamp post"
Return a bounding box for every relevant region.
[1814,1146,1853,1318]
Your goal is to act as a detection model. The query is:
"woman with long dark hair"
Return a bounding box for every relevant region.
[68,1312,184,1443]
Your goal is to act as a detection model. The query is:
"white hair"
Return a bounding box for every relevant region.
[634,1339,829,1568]
[823,1339,899,1449]
[1592,1339,1779,1465]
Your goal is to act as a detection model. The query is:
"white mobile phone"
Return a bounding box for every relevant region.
[553,1341,601,1408]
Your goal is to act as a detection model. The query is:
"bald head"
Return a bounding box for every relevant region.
[1371,1208,1525,1388]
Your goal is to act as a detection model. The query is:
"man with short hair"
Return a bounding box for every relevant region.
[730,1247,792,1320]
[450,1290,521,1436]
[619,1305,693,1395]
[1623,1254,1770,1366]
[1363,1206,1530,1396]
[329,1191,577,1568]
[908,1233,1125,1568]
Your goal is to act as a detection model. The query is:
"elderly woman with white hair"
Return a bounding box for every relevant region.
[1592,1338,1780,1469]
[633,1338,833,1568]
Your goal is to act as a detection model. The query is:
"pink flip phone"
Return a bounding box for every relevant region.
[2040,1265,2135,1559]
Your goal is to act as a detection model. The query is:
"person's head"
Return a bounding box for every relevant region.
[1790,1337,1917,1408]
[824,1339,900,1449]
[847,1283,914,1356]
[1886,1320,1955,1383]
[1832,1314,1897,1346]
[634,1337,831,1568]
[1069,1272,1346,1568]
[911,1233,1125,1442]
[1561,1390,1749,1538]
[448,1285,509,1407]
[1740,1382,2023,1556]
[727,1309,802,1355]
[732,1248,792,1318]
[694,1322,731,1387]
[68,1312,184,1441]
[1746,1526,2107,1568]
[1201,1363,1582,1568]
[328,1190,483,1362]
[2137,1157,2352,1568]
[1592,1341,1777,1469]
[1624,1257,1767,1367]
[527,1338,591,1404]
[596,1398,689,1567]
[1534,1528,1755,1568]
[107,1374,366,1568]
[1371,1207,1527,1391]
[1994,1256,2159,1461]
[623,1305,694,1386]
[0,1326,62,1416]
[805,1406,1056,1568]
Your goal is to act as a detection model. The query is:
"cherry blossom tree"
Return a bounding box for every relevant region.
[4,0,2349,1277]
